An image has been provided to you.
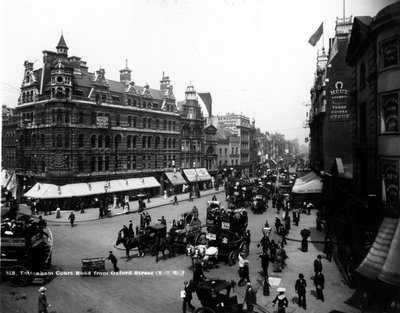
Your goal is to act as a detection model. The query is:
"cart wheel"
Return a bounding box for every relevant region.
[8,265,32,287]
[195,307,215,313]
[228,251,237,266]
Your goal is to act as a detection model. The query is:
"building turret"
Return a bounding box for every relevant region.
[120,59,132,83]
[185,84,198,101]
[160,71,171,91]
[56,34,69,57]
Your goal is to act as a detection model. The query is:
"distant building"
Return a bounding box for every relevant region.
[2,105,18,170]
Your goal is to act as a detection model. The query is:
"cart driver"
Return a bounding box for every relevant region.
[198,232,207,245]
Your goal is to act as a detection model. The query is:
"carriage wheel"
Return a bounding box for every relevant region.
[239,242,249,257]
[8,265,33,287]
[228,251,237,266]
[195,307,215,313]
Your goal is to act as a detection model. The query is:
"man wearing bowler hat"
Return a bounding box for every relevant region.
[295,273,307,309]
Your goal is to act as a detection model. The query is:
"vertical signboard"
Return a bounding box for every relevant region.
[382,159,399,211]
[329,81,350,121]
[381,93,399,132]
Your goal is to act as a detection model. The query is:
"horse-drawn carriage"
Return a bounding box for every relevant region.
[116,223,170,262]
[197,202,249,266]
[250,194,267,214]
[194,279,243,313]
[1,216,53,286]
[172,206,202,246]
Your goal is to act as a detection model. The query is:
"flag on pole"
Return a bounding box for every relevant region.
[328,36,338,64]
[308,22,323,46]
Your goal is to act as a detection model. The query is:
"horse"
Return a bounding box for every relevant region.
[153,236,170,263]
[115,233,144,258]
[186,244,219,271]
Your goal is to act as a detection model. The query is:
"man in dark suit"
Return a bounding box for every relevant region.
[313,255,323,274]
[182,281,195,313]
[314,271,325,301]
[295,273,307,309]
[244,282,257,312]
[38,287,50,313]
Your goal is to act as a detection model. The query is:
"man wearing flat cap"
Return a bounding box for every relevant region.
[38,287,50,313]
[295,273,307,309]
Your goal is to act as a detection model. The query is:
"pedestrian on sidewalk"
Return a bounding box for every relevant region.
[313,255,323,274]
[144,212,151,227]
[292,208,300,226]
[172,195,179,205]
[99,206,104,219]
[68,212,75,227]
[259,251,270,276]
[182,280,195,313]
[279,225,288,247]
[38,286,51,313]
[108,251,119,272]
[56,206,61,219]
[295,273,307,309]
[211,194,217,201]
[189,191,193,202]
[238,260,250,286]
[244,282,257,312]
[275,216,282,234]
[238,252,246,281]
[314,270,325,302]
[323,237,334,262]
[272,287,289,313]
[80,201,85,214]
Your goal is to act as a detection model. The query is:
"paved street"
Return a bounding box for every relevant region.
[1,188,362,313]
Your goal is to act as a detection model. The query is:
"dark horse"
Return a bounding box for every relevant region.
[151,236,171,263]
[115,233,144,258]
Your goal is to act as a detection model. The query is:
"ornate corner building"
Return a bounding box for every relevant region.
[14,35,183,198]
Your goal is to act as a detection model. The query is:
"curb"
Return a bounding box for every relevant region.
[17,189,225,224]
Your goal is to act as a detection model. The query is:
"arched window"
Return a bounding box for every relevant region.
[98,156,103,171]
[147,137,152,148]
[56,134,62,147]
[65,134,69,148]
[127,135,131,148]
[155,137,160,149]
[78,134,84,147]
[172,121,176,130]
[142,136,146,148]
[78,156,84,172]
[143,117,147,128]
[164,120,167,130]
[133,99,137,107]
[132,136,137,148]
[105,156,109,171]
[114,156,119,171]
[98,135,103,148]
[148,118,152,129]
[127,156,131,170]
[115,134,121,149]
[105,135,110,148]
[173,139,176,149]
[91,157,96,172]
[168,138,172,149]
[163,138,167,149]
[168,121,171,130]
[91,135,96,148]
[78,112,84,124]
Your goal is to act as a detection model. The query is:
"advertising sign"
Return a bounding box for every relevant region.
[97,115,109,128]
[329,81,350,121]
[382,93,399,132]
[382,160,399,210]
[221,222,230,230]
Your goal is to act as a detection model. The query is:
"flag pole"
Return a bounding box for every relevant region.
[343,0,346,19]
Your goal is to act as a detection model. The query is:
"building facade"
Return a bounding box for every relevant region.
[14,36,182,198]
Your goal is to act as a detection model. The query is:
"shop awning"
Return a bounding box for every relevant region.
[357,217,400,286]
[183,169,200,183]
[195,168,212,181]
[165,172,187,186]
[291,171,323,194]
[24,177,161,199]
[24,183,75,199]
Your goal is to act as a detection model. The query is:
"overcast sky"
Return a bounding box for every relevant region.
[1,0,397,141]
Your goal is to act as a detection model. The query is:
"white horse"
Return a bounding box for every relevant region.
[186,244,219,270]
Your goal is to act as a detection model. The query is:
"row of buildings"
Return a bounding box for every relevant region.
[307,1,400,297]
[1,35,297,203]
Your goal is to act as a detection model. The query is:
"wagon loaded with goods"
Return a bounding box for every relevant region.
[0,216,53,286]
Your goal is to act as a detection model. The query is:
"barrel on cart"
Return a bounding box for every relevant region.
[81,257,106,276]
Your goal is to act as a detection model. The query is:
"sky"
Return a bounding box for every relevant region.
[1,0,397,141]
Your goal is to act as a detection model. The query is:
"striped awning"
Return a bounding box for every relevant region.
[357,217,400,287]
[165,172,187,186]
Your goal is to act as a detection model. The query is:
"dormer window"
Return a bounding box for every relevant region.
[25,74,30,83]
